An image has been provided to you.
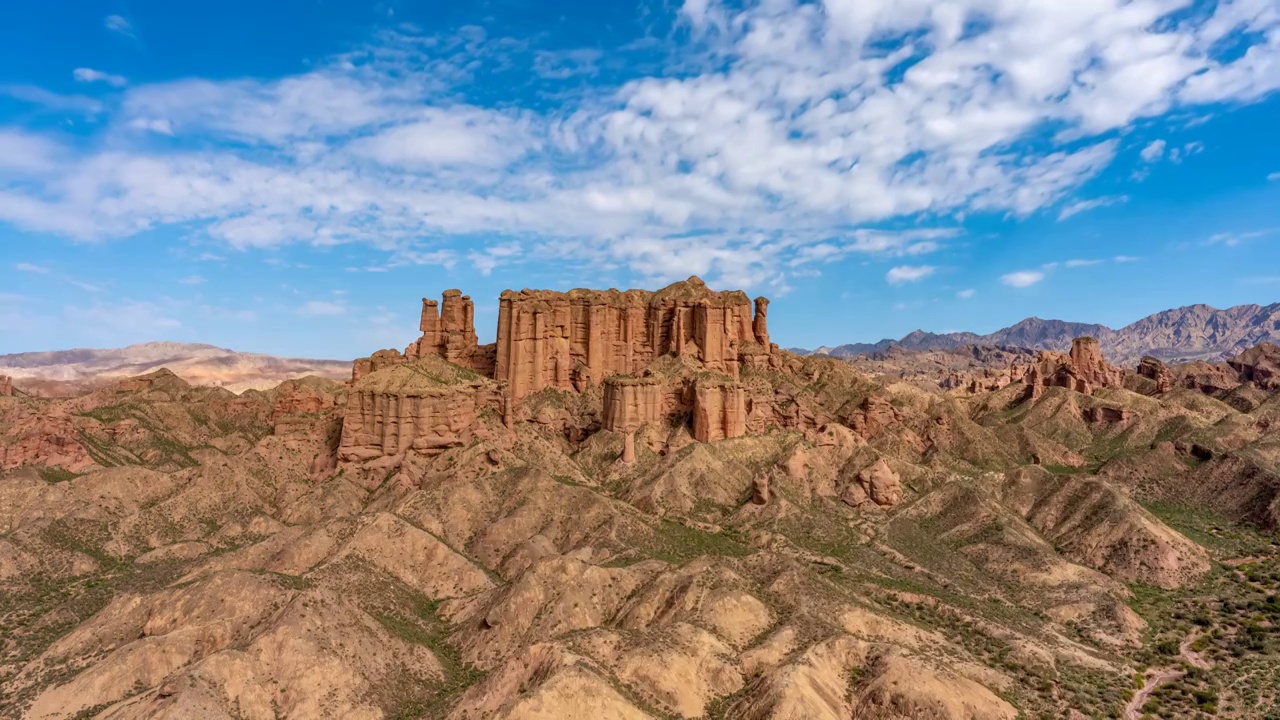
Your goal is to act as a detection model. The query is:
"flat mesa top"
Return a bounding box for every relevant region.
[499,276,757,306]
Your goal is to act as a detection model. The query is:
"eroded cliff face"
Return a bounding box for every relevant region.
[494,277,774,402]
[692,380,748,443]
[0,375,11,397]
[602,377,665,433]
[338,359,500,463]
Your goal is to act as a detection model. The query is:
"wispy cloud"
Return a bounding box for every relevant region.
[179,275,206,285]
[1139,140,1166,163]
[297,300,346,317]
[1208,230,1276,247]
[104,15,135,38]
[1058,195,1129,221]
[1001,270,1045,288]
[1064,259,1104,268]
[16,263,50,274]
[73,68,127,88]
[885,265,935,285]
[956,289,975,299]
[1113,255,1141,263]
[1269,172,1280,182]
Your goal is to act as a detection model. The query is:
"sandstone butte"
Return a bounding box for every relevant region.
[344,276,784,464]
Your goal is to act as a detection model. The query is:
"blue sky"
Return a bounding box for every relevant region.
[1,0,1279,359]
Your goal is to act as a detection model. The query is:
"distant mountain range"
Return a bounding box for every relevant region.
[0,342,350,395]
[793,302,1280,365]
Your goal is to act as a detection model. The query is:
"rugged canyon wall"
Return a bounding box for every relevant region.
[0,375,11,397]
[494,276,774,402]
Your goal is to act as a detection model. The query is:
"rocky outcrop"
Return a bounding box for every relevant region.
[338,359,500,463]
[0,375,11,397]
[406,290,496,375]
[842,458,902,507]
[1136,356,1173,393]
[1228,342,1280,390]
[494,277,774,402]
[352,349,409,383]
[1023,337,1124,398]
[602,377,664,433]
[692,380,747,443]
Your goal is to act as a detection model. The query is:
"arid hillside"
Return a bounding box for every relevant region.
[2,278,1279,719]
[0,342,351,396]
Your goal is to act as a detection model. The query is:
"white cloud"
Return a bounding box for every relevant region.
[1208,230,1275,247]
[1139,139,1166,163]
[1001,270,1045,288]
[73,68,127,88]
[1058,195,1129,220]
[16,263,50,274]
[128,117,174,135]
[0,0,1272,288]
[467,242,523,275]
[885,265,935,285]
[1113,255,1140,262]
[297,300,346,317]
[1267,172,1280,182]
[1064,259,1103,267]
[956,289,975,299]
[65,300,180,333]
[104,15,135,37]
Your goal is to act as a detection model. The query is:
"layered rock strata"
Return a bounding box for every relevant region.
[692,380,747,443]
[1136,356,1173,393]
[602,377,665,433]
[338,362,500,462]
[494,277,773,402]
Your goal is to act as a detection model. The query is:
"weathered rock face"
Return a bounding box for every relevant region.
[0,375,11,397]
[494,277,773,402]
[1136,356,1173,393]
[602,378,664,433]
[352,349,408,383]
[849,458,901,507]
[1024,337,1124,398]
[1228,342,1280,390]
[692,380,747,443]
[406,290,496,375]
[338,361,500,463]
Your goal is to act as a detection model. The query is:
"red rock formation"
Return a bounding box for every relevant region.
[494,277,770,402]
[1023,337,1124,399]
[1136,356,1173,393]
[1228,343,1280,390]
[753,297,770,348]
[602,377,664,433]
[352,349,408,383]
[859,458,902,507]
[692,380,747,443]
[621,432,637,464]
[406,290,496,375]
[0,375,11,397]
[338,366,499,462]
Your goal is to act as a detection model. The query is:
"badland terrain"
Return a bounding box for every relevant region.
[2,276,1280,719]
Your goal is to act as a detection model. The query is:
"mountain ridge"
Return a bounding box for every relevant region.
[800,301,1280,364]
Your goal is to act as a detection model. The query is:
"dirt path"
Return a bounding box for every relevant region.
[1124,668,1185,720]
[1123,629,1211,719]
[1180,630,1212,670]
